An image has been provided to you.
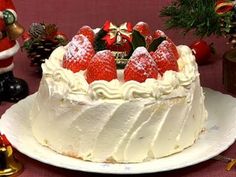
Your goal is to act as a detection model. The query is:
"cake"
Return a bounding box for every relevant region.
[30,21,207,163]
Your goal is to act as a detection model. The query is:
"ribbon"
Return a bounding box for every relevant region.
[102,21,132,45]
[215,0,235,15]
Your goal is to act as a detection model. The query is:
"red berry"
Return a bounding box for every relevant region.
[22,31,31,42]
[77,25,95,44]
[63,34,95,73]
[54,31,68,43]
[190,40,211,65]
[145,35,153,47]
[0,134,10,146]
[153,30,166,39]
[133,22,151,36]
[86,50,117,83]
[160,40,179,60]
[151,42,179,75]
[124,47,158,82]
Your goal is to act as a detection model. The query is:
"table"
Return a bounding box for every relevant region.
[0,51,235,177]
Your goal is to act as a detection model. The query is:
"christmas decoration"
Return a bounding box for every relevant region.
[100,21,133,68]
[190,40,214,65]
[0,0,29,103]
[160,0,236,47]
[161,0,236,93]
[22,22,68,73]
[94,21,174,69]
[0,134,23,176]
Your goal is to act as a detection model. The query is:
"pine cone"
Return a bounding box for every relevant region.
[29,23,45,39]
[26,39,58,72]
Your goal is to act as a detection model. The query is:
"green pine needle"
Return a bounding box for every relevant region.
[160,0,227,37]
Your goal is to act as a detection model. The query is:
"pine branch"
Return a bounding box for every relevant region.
[160,0,224,37]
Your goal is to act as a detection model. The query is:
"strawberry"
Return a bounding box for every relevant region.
[133,22,151,37]
[190,40,212,65]
[158,40,179,60]
[124,47,158,82]
[86,50,117,83]
[77,25,95,44]
[151,42,179,75]
[63,34,95,73]
[153,29,167,39]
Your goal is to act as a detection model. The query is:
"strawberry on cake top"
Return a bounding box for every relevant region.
[62,21,180,86]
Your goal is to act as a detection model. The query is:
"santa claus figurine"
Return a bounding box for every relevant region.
[0,0,28,102]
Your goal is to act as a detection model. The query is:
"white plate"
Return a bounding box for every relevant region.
[0,88,236,174]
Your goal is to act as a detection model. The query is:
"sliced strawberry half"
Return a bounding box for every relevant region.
[151,43,179,75]
[124,47,158,82]
[77,25,95,44]
[63,34,95,73]
[86,50,117,83]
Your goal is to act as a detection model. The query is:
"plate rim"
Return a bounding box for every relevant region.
[0,88,236,174]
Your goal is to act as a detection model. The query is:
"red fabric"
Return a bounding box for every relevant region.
[0,37,16,69]
[0,57,13,68]
[0,0,16,31]
[0,37,15,52]
[0,0,17,69]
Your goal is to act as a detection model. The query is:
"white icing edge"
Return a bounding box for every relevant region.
[0,63,14,73]
[41,45,197,101]
[0,41,19,60]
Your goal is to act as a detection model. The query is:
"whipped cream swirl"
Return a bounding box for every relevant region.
[41,45,198,100]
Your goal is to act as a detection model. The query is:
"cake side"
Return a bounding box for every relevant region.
[30,44,207,163]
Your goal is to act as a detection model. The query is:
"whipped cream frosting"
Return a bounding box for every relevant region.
[31,44,208,163]
[42,45,197,101]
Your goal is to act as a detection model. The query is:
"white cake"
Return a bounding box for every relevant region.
[30,23,207,163]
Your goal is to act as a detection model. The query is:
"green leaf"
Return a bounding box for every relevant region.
[148,37,166,52]
[132,30,146,50]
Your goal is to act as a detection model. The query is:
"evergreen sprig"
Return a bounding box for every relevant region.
[160,0,225,37]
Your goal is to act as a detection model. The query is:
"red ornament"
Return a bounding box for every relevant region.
[102,21,132,45]
[215,0,234,15]
[190,40,212,65]
[102,21,133,59]
[21,31,31,42]
[0,134,10,146]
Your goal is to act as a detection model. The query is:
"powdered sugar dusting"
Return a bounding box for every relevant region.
[64,34,94,61]
[94,50,113,60]
[124,47,158,82]
[130,47,156,69]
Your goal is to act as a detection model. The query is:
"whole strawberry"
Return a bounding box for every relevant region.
[153,29,167,39]
[77,25,95,44]
[159,40,179,60]
[151,41,179,75]
[86,50,117,83]
[63,34,95,73]
[124,47,158,82]
[133,22,151,37]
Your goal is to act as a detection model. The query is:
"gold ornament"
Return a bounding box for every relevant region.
[0,136,23,176]
[6,21,25,40]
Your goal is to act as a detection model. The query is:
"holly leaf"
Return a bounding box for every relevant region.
[132,30,146,50]
[148,37,166,52]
